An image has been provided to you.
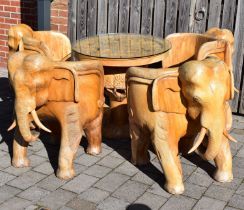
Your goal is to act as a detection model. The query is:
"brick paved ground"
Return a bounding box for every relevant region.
[0,68,243,210]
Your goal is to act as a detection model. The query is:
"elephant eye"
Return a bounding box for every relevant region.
[193,96,201,103]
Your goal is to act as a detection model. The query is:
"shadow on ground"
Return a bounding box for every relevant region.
[0,77,14,157]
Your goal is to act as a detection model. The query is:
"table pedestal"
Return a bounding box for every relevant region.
[102,68,130,139]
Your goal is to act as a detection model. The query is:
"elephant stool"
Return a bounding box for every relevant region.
[8,51,104,180]
[126,28,237,194]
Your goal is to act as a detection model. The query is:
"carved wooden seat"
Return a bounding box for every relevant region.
[8,24,71,61]
[163,30,232,68]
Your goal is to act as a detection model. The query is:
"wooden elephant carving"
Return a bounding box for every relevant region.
[7,52,104,180]
[126,29,236,194]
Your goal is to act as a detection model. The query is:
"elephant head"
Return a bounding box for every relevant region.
[178,57,235,160]
[8,53,104,142]
[8,24,33,55]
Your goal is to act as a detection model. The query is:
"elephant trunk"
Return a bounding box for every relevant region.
[201,112,225,161]
[15,99,38,142]
[203,126,223,160]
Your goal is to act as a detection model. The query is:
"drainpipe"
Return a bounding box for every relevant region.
[37,0,51,30]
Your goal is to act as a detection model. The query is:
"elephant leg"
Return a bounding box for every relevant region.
[130,123,150,165]
[151,116,184,194]
[84,111,103,155]
[214,137,233,182]
[12,128,30,168]
[56,105,82,180]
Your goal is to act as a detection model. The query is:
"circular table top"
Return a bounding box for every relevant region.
[73,33,171,67]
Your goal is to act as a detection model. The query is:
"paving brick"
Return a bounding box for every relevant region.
[224,207,241,210]
[97,155,124,168]
[96,148,113,158]
[7,171,45,190]
[37,188,76,210]
[233,156,244,169]
[135,192,167,210]
[66,197,96,210]
[59,207,74,210]
[35,148,49,158]
[132,171,156,185]
[37,174,67,191]
[94,172,129,192]
[78,187,109,203]
[160,195,196,210]
[73,163,88,175]
[236,147,244,158]
[213,177,243,191]
[147,183,171,198]
[29,154,46,167]
[4,165,30,176]
[17,186,50,201]
[25,204,48,210]
[0,171,16,186]
[192,196,226,210]
[228,194,244,210]
[182,163,197,180]
[62,173,98,194]
[204,185,235,201]
[232,166,244,179]
[33,161,54,175]
[112,180,149,203]
[0,185,21,204]
[187,171,213,187]
[97,196,130,210]
[28,140,44,152]
[183,182,207,199]
[0,197,31,210]
[84,164,111,178]
[181,156,198,166]
[236,183,244,196]
[0,155,11,169]
[114,161,139,176]
[109,149,131,160]
[74,153,100,166]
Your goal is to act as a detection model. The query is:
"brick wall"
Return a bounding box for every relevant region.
[0,0,68,67]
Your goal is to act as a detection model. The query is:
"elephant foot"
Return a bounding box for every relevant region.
[86,146,101,155]
[56,168,75,180]
[12,158,30,168]
[214,170,233,182]
[164,182,185,195]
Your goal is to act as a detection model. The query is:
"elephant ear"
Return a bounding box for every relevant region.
[197,40,235,100]
[47,69,75,102]
[152,76,186,114]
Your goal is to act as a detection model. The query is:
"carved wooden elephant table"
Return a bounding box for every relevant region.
[73,33,171,139]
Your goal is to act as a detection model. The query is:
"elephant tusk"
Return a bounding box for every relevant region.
[223,130,237,143]
[7,120,16,131]
[188,127,207,154]
[31,110,51,133]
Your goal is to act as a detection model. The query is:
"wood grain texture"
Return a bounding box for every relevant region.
[98,0,108,34]
[165,0,179,36]
[141,0,154,35]
[207,0,222,29]
[153,0,165,37]
[129,0,141,33]
[119,0,130,33]
[108,0,119,33]
[77,0,87,39]
[67,0,77,43]
[222,0,237,31]
[193,0,208,33]
[178,0,191,32]
[87,0,97,36]
[233,0,244,113]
